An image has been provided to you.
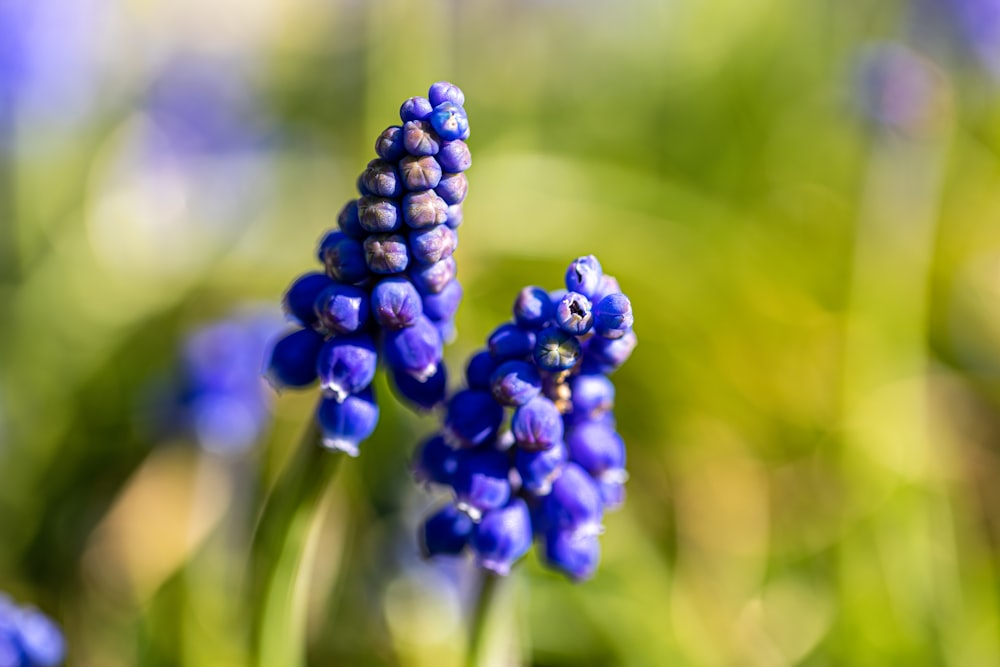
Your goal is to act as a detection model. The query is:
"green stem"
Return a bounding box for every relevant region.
[248,416,342,667]
[465,570,501,667]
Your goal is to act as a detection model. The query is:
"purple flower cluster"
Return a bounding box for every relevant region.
[0,594,64,667]
[414,256,636,581]
[266,82,471,456]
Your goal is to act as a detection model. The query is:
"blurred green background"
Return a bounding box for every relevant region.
[2,0,1000,665]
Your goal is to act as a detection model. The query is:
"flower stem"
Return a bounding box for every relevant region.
[248,415,341,667]
[465,570,501,667]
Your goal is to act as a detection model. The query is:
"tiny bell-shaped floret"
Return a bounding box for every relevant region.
[434,172,468,205]
[597,478,626,510]
[445,204,463,229]
[513,286,555,329]
[413,434,460,486]
[453,447,512,517]
[421,503,474,557]
[403,119,441,156]
[429,102,470,142]
[316,334,378,402]
[421,279,463,322]
[444,389,503,448]
[14,606,66,667]
[315,283,369,334]
[470,499,533,576]
[542,530,600,582]
[266,328,325,389]
[384,315,442,381]
[335,200,366,240]
[437,140,471,173]
[391,362,448,411]
[362,159,403,198]
[375,125,406,162]
[465,351,496,391]
[317,389,379,456]
[363,233,410,274]
[409,225,457,265]
[283,272,334,327]
[371,277,423,329]
[512,396,564,451]
[592,274,622,303]
[565,255,603,300]
[555,291,594,335]
[569,374,615,419]
[533,326,582,371]
[410,256,456,294]
[428,81,465,107]
[403,190,449,228]
[566,421,626,480]
[593,293,633,339]
[584,329,637,372]
[490,360,542,407]
[541,463,603,537]
[321,232,369,284]
[357,196,402,233]
[488,323,536,361]
[399,155,442,191]
[400,96,434,122]
[515,440,567,496]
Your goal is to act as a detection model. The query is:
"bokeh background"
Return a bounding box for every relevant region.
[2,0,1000,665]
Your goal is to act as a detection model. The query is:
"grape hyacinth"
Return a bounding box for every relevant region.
[0,594,65,667]
[415,256,635,581]
[266,82,471,457]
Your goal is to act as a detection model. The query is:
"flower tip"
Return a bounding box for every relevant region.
[322,436,360,457]
[478,559,511,577]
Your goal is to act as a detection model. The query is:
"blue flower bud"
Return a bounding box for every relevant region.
[410,256,457,294]
[320,232,370,284]
[597,478,626,510]
[392,361,448,411]
[403,119,441,156]
[434,172,468,205]
[363,233,410,274]
[409,224,457,265]
[421,503,474,557]
[444,389,503,447]
[435,318,457,344]
[413,434,460,485]
[400,96,434,122]
[542,530,600,582]
[533,326,582,371]
[541,463,603,537]
[555,291,594,335]
[465,351,496,391]
[566,421,625,479]
[335,200,366,240]
[371,276,423,329]
[565,255,603,300]
[14,607,66,667]
[317,334,378,401]
[584,329,637,372]
[515,440,567,495]
[357,195,402,233]
[356,173,371,196]
[453,447,512,517]
[512,396,564,451]
[314,283,369,334]
[266,328,325,389]
[429,102,470,142]
[428,81,466,107]
[399,155,442,191]
[470,499,533,576]
[593,293,633,339]
[437,140,472,173]
[0,631,18,667]
[402,190,449,228]
[317,389,379,456]
[283,272,334,328]
[569,374,615,418]
[421,278,463,322]
[384,315,442,381]
[445,204,463,229]
[490,360,542,407]
[488,323,536,361]
[375,125,406,162]
[362,159,403,198]
[592,274,621,303]
[513,286,555,329]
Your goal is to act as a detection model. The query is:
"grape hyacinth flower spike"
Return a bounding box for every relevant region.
[0,594,66,667]
[265,81,473,456]
[414,255,636,582]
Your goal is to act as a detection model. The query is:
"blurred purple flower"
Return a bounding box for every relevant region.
[854,43,941,134]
